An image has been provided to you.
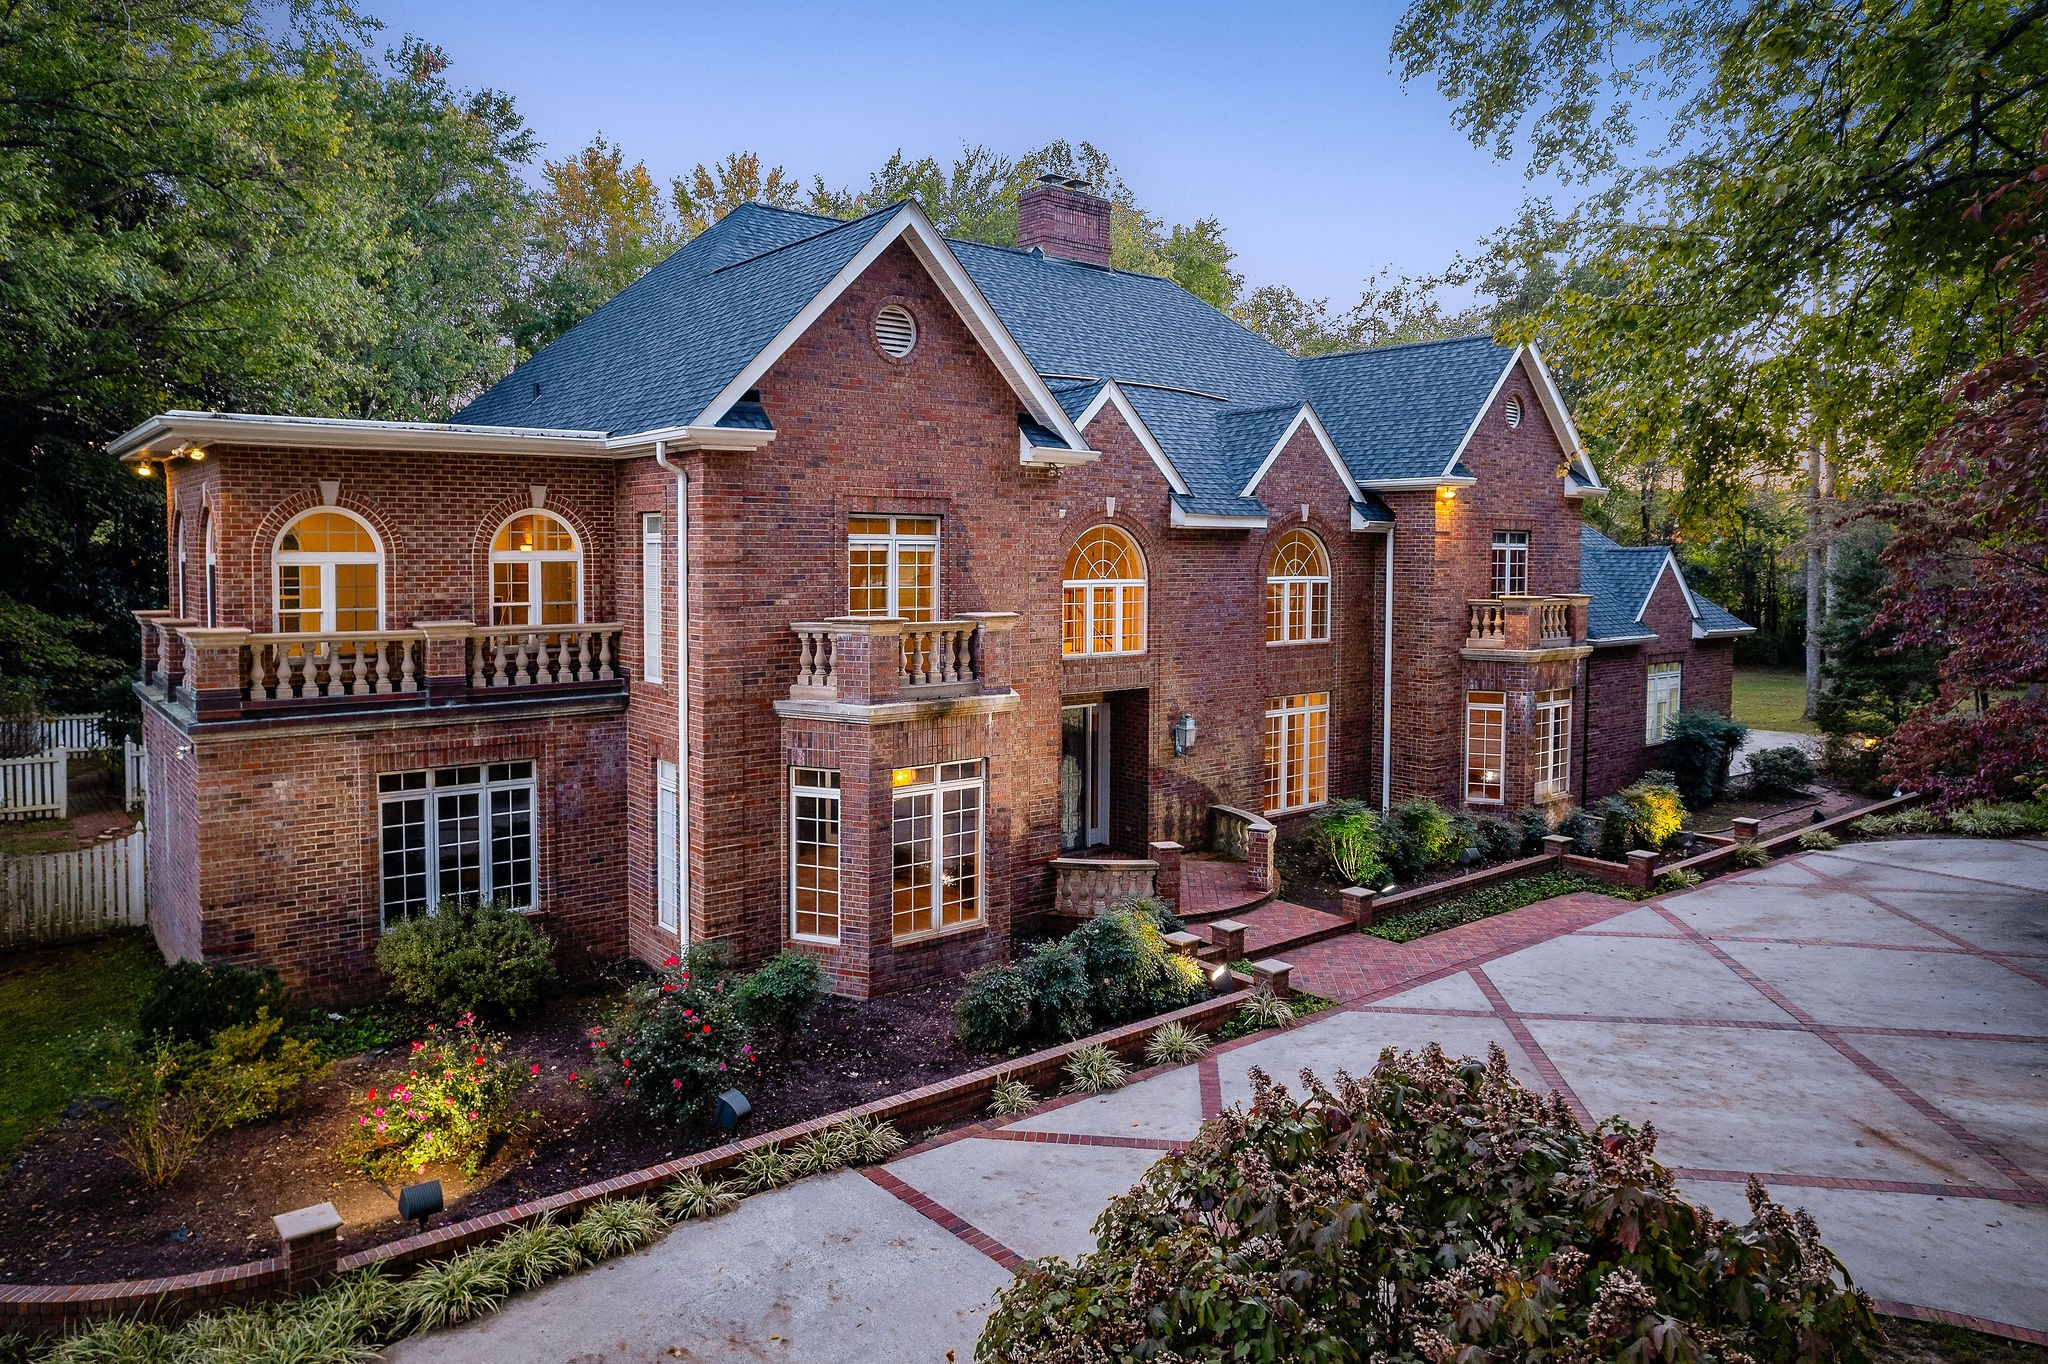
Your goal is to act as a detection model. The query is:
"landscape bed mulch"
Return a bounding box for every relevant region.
[0,979,984,1285]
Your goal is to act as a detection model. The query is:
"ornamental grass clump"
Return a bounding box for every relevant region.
[1062,1042,1130,1093]
[989,1076,1038,1116]
[1233,987,1296,1033]
[660,1172,742,1221]
[979,1045,1877,1364]
[340,1013,534,1178]
[736,1143,793,1191]
[1657,867,1705,892]
[586,953,754,1127]
[1732,841,1774,868]
[1143,1021,1208,1066]
[570,1197,666,1260]
[1799,828,1842,852]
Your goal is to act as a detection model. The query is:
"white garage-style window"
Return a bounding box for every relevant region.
[492,512,582,627]
[1646,661,1683,744]
[274,510,382,633]
[1062,525,1146,656]
[1266,528,1330,644]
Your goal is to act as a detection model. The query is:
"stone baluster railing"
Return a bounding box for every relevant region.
[901,622,977,689]
[1050,857,1160,918]
[468,626,620,690]
[247,633,423,703]
[1467,600,1507,644]
[1538,599,1571,642]
[786,615,1018,707]
[1208,804,1277,889]
[792,626,838,694]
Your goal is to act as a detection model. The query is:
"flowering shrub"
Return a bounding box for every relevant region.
[340,1015,534,1178]
[980,1045,1876,1363]
[585,955,754,1126]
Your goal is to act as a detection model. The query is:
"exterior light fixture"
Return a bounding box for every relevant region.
[1171,711,1198,757]
[1438,486,1457,502]
[715,1088,752,1133]
[135,462,154,478]
[397,1179,443,1232]
[1207,963,1232,995]
[186,448,207,461]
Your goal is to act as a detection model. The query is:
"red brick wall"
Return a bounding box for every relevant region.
[1583,562,1738,798]
[142,702,200,964]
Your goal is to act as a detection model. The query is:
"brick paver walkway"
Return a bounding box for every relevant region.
[392,839,2048,1362]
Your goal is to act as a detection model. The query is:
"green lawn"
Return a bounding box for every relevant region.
[1731,667,1818,734]
[0,930,162,1161]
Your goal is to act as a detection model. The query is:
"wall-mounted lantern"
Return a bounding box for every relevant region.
[1171,711,1198,757]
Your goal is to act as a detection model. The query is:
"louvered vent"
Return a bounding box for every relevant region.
[1504,394,1524,428]
[875,305,917,358]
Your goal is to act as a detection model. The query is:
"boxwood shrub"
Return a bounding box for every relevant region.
[979,1045,1876,1364]
[376,899,557,1022]
[956,901,1205,1052]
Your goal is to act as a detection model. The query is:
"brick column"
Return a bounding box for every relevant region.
[959,611,1020,694]
[1730,817,1763,844]
[1250,958,1294,999]
[1148,841,1183,909]
[179,628,250,720]
[1626,849,1660,891]
[1244,817,1276,891]
[1339,885,1378,927]
[273,1202,342,1293]
[417,621,475,705]
[1208,919,1247,961]
[134,610,174,689]
[1543,833,1572,862]
[159,619,198,697]
[821,618,902,707]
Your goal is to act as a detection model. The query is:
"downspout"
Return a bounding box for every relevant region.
[1381,524,1394,812]
[653,440,690,948]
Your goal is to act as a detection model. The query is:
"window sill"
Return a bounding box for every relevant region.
[1466,796,1505,806]
[789,931,840,947]
[890,918,986,948]
[1264,638,1331,648]
[1062,649,1147,661]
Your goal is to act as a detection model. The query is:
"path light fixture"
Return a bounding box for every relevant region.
[716,1089,752,1134]
[1207,963,1232,996]
[1172,711,1198,757]
[397,1179,443,1233]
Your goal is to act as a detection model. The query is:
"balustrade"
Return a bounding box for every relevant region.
[1050,857,1159,918]
[785,615,1015,706]
[468,627,619,690]
[248,633,421,702]
[1464,595,1587,652]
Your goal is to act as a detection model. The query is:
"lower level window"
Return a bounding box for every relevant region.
[1465,690,1506,804]
[1533,690,1573,801]
[892,760,984,938]
[1263,693,1329,814]
[1646,660,1682,743]
[379,761,535,927]
[791,768,841,942]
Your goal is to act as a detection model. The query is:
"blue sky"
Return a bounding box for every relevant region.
[360,0,1556,304]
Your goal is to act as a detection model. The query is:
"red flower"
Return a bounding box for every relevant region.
[701,1025,712,1035]
[663,955,680,968]
[530,1064,540,1075]
[672,1079,682,1090]
[569,1071,578,1081]
[366,1088,378,1101]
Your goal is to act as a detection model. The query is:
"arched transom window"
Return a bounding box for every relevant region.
[275,511,381,633]
[1266,529,1330,644]
[1063,525,1146,657]
[491,512,581,627]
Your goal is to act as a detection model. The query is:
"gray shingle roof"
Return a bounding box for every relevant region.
[1579,526,1753,643]
[456,203,1554,518]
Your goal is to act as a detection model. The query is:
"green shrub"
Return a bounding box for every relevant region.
[298,1005,407,1061]
[953,905,1205,1052]
[137,960,285,1046]
[1555,805,1596,855]
[978,1047,1876,1364]
[1313,799,1386,885]
[1799,829,1842,852]
[585,954,752,1127]
[1822,734,1893,797]
[375,899,556,1022]
[730,949,822,1045]
[1367,873,1621,944]
[1470,813,1522,862]
[1514,805,1554,854]
[1663,709,1748,805]
[1062,1042,1130,1093]
[1596,776,1686,860]
[182,1008,330,1127]
[339,1015,535,1178]
[1383,797,1459,881]
[1747,745,1817,795]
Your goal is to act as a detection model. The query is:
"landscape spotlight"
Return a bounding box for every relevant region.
[397,1179,443,1233]
[716,1089,752,1133]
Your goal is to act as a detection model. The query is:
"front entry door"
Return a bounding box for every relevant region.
[1059,703,1110,852]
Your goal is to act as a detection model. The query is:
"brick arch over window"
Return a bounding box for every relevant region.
[1265,527,1331,645]
[247,493,404,631]
[270,508,385,633]
[1062,523,1147,657]
[468,495,599,626]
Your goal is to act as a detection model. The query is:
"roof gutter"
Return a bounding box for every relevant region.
[609,425,777,455]
[109,411,611,461]
[1168,505,1268,531]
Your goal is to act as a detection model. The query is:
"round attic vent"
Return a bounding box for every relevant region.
[1504,394,1524,428]
[875,304,917,358]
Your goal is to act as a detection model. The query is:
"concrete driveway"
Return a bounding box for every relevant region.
[389,838,2048,1362]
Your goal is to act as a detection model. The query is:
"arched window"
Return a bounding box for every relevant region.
[1062,526,1146,656]
[491,512,581,627]
[275,510,382,633]
[1266,529,1330,644]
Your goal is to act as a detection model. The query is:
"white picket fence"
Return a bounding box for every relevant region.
[124,738,147,812]
[0,748,67,822]
[39,713,111,755]
[1,828,147,947]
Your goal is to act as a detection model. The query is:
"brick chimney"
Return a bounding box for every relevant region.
[1017,176,1111,267]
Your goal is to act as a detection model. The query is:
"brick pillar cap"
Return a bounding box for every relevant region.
[1339,885,1378,900]
[1252,958,1293,974]
[274,1202,342,1241]
[1626,849,1660,864]
[1211,918,1248,934]
[956,611,1021,632]
[416,619,478,638]
[1148,840,1183,853]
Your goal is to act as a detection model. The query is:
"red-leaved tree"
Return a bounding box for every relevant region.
[1875,148,2048,805]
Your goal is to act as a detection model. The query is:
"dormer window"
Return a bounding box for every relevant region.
[1491,531,1529,597]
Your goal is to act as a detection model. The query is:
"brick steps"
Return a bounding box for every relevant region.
[1174,857,1273,922]
[1184,900,1355,961]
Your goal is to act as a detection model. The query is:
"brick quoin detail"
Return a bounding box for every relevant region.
[140,239,1739,1002]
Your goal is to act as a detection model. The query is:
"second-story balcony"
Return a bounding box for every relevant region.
[136,612,626,724]
[1463,594,1591,658]
[780,613,1020,718]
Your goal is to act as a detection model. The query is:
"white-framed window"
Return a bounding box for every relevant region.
[1646,661,1683,744]
[1534,689,1573,801]
[1263,692,1329,815]
[492,512,581,627]
[174,511,188,620]
[656,759,680,932]
[378,761,535,929]
[1465,690,1506,804]
[848,515,938,620]
[791,768,841,942]
[1062,525,1146,656]
[202,508,218,628]
[1491,530,1529,597]
[1266,529,1330,645]
[641,513,664,683]
[891,760,983,939]
[275,510,382,633]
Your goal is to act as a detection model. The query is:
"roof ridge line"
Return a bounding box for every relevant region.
[710,201,906,275]
[1111,377,1231,402]
[1301,331,1501,362]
